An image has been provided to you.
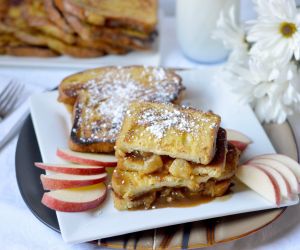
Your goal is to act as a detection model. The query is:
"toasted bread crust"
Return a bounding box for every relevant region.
[43,0,73,33]
[5,45,59,57]
[0,0,8,20]
[47,38,104,57]
[68,95,115,153]
[68,137,115,153]
[58,65,183,106]
[21,0,76,44]
[55,0,157,33]
[76,37,129,55]
[14,30,104,57]
[62,12,152,50]
[0,33,25,47]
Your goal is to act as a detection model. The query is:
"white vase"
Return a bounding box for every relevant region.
[176,0,239,64]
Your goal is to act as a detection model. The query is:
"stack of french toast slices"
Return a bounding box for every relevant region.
[112,102,240,209]
[0,0,157,57]
[58,66,240,210]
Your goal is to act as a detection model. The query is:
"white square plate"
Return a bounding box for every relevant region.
[30,67,299,243]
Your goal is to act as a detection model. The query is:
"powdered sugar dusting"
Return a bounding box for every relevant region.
[138,107,195,139]
[133,104,219,140]
[72,66,183,143]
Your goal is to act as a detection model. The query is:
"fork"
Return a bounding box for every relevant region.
[0,80,24,119]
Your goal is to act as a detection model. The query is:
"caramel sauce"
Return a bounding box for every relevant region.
[152,189,233,209]
[123,151,151,166]
[126,151,152,160]
[127,188,220,210]
[126,152,144,161]
[153,193,214,208]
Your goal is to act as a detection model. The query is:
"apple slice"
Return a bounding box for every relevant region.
[42,183,107,212]
[41,172,107,190]
[250,163,291,199]
[236,164,281,205]
[249,158,299,194]
[226,129,252,151]
[35,162,105,175]
[57,148,117,167]
[255,154,300,182]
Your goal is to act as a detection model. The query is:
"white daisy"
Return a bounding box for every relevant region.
[253,94,293,124]
[218,58,271,103]
[250,62,300,123]
[214,0,300,123]
[212,6,248,63]
[247,0,300,67]
[217,58,300,123]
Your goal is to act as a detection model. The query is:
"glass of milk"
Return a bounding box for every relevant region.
[176,0,239,64]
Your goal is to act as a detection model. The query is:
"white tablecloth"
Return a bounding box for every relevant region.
[1,7,300,250]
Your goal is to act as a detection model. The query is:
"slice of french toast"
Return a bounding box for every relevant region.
[58,66,184,153]
[61,12,154,51]
[54,1,155,41]
[116,102,221,165]
[76,37,129,55]
[0,0,157,57]
[54,0,157,33]
[5,45,59,57]
[21,0,76,45]
[0,32,57,57]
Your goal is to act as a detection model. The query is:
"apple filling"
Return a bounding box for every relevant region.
[112,143,240,210]
[116,150,164,174]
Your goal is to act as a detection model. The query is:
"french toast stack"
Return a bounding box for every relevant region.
[112,102,240,210]
[0,0,157,57]
[58,66,184,153]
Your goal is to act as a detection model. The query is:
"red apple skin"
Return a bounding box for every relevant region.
[229,140,249,152]
[35,162,105,175]
[252,163,292,199]
[255,154,300,182]
[250,165,281,206]
[40,174,107,190]
[41,189,107,212]
[247,158,299,194]
[56,149,117,167]
[237,164,281,206]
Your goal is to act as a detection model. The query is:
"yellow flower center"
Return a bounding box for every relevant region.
[279,22,297,38]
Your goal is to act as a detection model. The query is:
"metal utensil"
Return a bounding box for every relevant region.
[0,80,24,119]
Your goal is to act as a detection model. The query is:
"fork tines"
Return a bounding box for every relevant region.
[0,80,24,118]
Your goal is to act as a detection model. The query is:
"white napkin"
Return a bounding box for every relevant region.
[0,75,44,148]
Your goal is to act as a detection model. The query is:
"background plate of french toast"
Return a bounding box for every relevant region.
[30,66,299,243]
[0,0,160,68]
